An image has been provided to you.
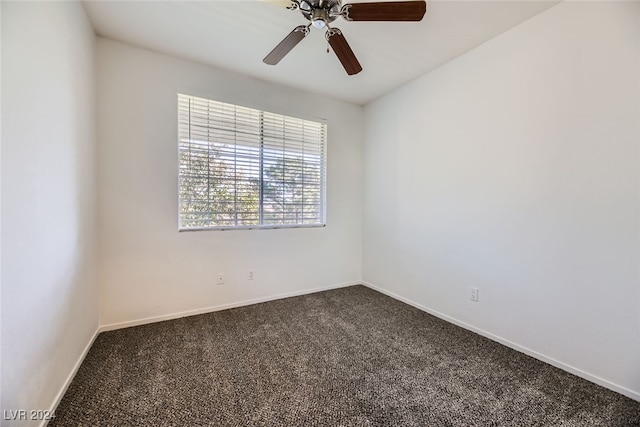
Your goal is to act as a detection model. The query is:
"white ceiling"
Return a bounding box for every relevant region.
[83,0,559,105]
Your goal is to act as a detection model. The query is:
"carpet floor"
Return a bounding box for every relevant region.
[51,285,640,426]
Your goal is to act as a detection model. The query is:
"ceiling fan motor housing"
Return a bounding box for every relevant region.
[299,0,342,29]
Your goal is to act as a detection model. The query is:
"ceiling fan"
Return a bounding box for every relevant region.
[263,0,427,75]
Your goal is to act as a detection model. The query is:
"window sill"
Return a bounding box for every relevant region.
[178,223,326,232]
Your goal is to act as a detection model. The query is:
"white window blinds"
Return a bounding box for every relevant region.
[178,93,327,230]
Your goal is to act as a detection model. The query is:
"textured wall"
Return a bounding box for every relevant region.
[96,39,364,327]
[1,2,98,425]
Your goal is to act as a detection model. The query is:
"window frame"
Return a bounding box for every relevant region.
[177,93,327,232]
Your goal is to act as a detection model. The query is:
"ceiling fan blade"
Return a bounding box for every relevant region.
[326,28,362,76]
[342,1,426,21]
[263,25,309,65]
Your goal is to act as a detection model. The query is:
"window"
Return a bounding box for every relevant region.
[178,94,327,230]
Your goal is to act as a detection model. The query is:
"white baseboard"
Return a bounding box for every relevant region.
[42,328,100,427]
[361,280,640,403]
[99,281,359,332]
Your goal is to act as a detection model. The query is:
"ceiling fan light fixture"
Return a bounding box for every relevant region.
[311,18,327,28]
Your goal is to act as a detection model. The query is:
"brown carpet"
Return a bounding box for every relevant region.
[51,285,640,426]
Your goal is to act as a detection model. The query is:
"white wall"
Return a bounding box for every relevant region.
[363,1,640,399]
[0,0,3,414]
[96,39,363,327]
[1,1,98,425]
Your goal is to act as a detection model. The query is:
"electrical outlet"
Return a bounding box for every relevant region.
[248,270,254,281]
[217,273,224,285]
[470,287,479,302]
